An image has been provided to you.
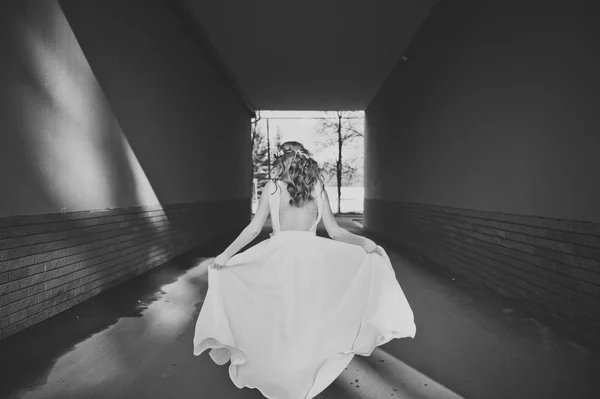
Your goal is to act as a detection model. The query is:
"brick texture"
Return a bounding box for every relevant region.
[364,199,600,351]
[0,200,248,341]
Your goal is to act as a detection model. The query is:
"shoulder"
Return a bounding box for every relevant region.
[265,179,279,194]
[314,180,325,193]
[312,181,326,199]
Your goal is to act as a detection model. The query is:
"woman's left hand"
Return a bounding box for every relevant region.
[362,239,383,255]
[210,253,230,270]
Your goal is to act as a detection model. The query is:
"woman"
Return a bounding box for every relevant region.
[193,141,416,399]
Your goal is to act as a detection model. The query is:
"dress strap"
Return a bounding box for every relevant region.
[309,182,323,233]
[267,180,281,233]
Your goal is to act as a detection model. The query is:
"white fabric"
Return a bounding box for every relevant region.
[193,180,416,399]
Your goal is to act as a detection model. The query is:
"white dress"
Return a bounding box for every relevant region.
[193,181,416,399]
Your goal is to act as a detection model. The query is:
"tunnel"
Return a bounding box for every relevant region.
[0,0,599,398]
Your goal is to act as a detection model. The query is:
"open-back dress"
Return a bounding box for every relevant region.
[193,180,416,399]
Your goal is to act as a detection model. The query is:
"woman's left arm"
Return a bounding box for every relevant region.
[212,185,271,269]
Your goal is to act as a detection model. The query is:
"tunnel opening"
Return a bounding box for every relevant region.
[251,110,365,216]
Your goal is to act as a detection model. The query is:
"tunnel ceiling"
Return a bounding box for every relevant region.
[182,0,438,111]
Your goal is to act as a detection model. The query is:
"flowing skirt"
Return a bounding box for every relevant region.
[193,231,416,399]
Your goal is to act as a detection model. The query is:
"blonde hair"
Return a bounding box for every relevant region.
[271,141,323,207]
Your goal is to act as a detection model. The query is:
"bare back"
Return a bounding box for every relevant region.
[272,180,320,232]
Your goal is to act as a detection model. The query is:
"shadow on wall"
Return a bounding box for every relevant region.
[0,0,157,217]
[57,0,253,209]
[1,0,250,372]
[0,0,166,377]
[54,0,255,283]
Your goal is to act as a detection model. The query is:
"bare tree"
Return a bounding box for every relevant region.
[315,111,364,214]
[275,126,283,148]
[251,111,261,149]
[266,118,271,178]
[254,119,285,190]
[251,113,273,196]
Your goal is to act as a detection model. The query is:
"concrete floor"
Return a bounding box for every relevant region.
[0,219,598,399]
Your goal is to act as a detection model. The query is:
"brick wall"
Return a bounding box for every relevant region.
[0,199,248,341]
[365,199,600,351]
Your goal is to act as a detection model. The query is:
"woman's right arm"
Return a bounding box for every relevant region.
[320,189,377,250]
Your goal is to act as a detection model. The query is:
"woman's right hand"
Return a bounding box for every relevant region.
[210,253,231,270]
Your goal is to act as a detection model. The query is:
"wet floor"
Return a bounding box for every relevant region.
[0,219,598,399]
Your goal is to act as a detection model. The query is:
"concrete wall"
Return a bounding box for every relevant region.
[365,0,600,350]
[0,0,252,340]
[0,0,251,217]
[366,0,600,222]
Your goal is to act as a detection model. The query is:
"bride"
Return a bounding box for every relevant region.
[193,141,416,399]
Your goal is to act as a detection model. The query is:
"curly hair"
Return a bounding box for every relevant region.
[271,141,324,207]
